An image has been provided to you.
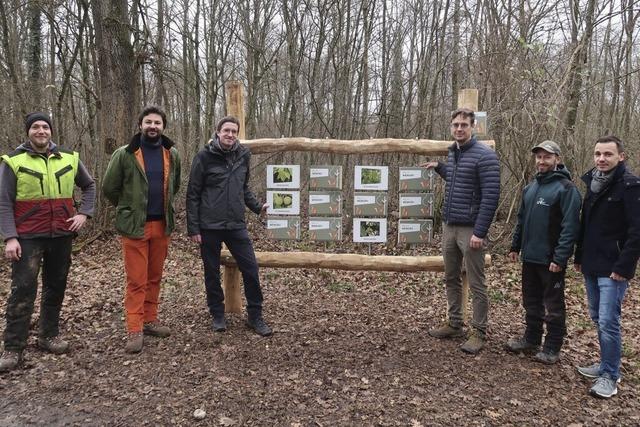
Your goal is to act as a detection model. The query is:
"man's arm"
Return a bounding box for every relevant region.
[473,151,500,239]
[612,182,640,279]
[551,184,582,268]
[172,148,181,196]
[508,190,527,261]
[101,150,123,207]
[186,154,204,236]
[65,160,96,232]
[0,163,18,241]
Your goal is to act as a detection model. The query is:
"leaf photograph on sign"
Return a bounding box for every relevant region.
[353,218,387,243]
[354,166,389,191]
[266,190,300,215]
[266,164,300,189]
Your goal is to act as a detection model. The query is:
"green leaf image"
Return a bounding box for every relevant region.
[273,193,293,209]
[273,167,293,183]
[361,168,381,184]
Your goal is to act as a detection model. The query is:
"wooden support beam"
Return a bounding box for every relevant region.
[241,137,495,155]
[220,250,491,272]
[457,89,480,322]
[457,89,479,111]
[223,81,245,314]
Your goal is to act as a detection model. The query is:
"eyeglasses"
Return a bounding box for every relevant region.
[450,123,470,129]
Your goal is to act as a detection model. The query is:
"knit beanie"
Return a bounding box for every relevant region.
[25,112,53,133]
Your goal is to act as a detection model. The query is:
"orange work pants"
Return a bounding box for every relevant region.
[121,221,170,332]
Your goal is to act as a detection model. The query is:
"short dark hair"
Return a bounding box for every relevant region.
[216,116,240,132]
[138,105,167,128]
[596,135,624,153]
[451,108,475,124]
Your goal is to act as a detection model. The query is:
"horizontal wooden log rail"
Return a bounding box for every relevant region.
[220,250,491,273]
[242,138,495,155]
[220,250,492,313]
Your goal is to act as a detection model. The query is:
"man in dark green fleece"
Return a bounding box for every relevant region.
[506,140,581,364]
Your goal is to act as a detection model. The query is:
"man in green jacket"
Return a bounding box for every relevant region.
[506,140,581,364]
[102,106,181,353]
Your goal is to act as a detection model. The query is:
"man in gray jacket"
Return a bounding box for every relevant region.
[186,116,271,336]
[424,108,500,354]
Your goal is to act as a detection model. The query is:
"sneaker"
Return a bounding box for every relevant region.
[504,337,539,354]
[247,316,273,337]
[577,363,622,383]
[0,351,23,372]
[143,321,171,338]
[460,330,485,354]
[37,336,70,354]
[590,374,618,398]
[428,323,465,339]
[534,350,560,364]
[212,315,227,332]
[577,362,600,379]
[125,332,144,353]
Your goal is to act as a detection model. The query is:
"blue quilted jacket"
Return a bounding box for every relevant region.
[435,138,500,238]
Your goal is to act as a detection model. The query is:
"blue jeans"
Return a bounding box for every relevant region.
[584,275,628,380]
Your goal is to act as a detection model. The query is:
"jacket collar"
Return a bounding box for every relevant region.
[19,141,61,157]
[450,137,477,152]
[581,161,626,186]
[125,133,175,153]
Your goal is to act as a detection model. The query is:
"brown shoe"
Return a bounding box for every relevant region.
[461,330,486,354]
[143,321,171,338]
[428,323,465,339]
[125,332,144,353]
[37,336,70,354]
[0,351,23,372]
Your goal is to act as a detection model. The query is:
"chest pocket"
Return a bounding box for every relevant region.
[204,164,229,188]
[17,166,45,197]
[54,164,75,195]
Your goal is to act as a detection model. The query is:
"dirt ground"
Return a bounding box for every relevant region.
[0,219,638,426]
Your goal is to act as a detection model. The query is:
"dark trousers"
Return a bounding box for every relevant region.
[3,236,73,352]
[522,262,567,353]
[200,228,263,318]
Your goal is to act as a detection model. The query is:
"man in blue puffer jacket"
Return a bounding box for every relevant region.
[506,140,581,365]
[424,108,500,354]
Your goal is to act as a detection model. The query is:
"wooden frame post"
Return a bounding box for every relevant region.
[222,80,245,313]
[457,88,479,322]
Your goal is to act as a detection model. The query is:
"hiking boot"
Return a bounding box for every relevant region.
[460,330,485,354]
[212,315,227,332]
[125,332,144,353]
[428,323,465,339]
[37,336,70,354]
[590,374,618,399]
[0,351,23,372]
[504,337,539,354]
[247,316,273,337]
[577,363,622,383]
[534,349,560,365]
[143,321,171,338]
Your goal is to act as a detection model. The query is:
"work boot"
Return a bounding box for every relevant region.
[143,321,171,338]
[247,315,273,337]
[504,337,539,354]
[212,315,227,332]
[460,330,485,354]
[0,351,23,372]
[534,349,560,364]
[125,332,144,353]
[37,336,70,354]
[428,323,465,339]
